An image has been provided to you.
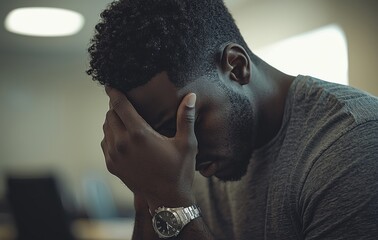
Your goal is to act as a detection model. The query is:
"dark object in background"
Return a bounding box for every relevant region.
[6,175,75,240]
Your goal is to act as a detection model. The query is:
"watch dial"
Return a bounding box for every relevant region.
[154,210,181,237]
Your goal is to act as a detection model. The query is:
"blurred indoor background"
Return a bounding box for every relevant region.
[0,0,377,239]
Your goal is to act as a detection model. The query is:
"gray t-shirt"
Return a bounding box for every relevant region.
[193,75,378,240]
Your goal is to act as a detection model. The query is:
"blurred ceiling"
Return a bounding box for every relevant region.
[0,0,248,56]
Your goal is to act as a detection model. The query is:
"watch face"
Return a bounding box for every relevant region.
[153,210,181,237]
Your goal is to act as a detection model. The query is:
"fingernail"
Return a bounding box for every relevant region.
[186,93,196,108]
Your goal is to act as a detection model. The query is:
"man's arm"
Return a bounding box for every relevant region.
[132,195,158,240]
[102,87,214,239]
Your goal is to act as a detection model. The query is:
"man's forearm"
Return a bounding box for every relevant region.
[132,209,159,240]
[178,217,214,240]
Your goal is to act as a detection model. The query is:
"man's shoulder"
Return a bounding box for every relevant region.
[291,75,378,124]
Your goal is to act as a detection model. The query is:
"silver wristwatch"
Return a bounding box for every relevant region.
[151,205,201,238]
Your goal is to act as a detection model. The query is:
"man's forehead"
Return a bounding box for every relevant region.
[125,72,182,126]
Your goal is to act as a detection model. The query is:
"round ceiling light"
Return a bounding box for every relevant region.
[4,7,85,37]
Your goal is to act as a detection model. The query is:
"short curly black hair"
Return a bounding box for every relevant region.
[87,0,253,93]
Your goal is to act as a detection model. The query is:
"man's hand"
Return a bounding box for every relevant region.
[101,86,198,210]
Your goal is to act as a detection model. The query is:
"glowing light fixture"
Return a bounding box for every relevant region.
[5,7,85,37]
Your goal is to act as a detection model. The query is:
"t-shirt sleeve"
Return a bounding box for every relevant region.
[300,121,378,240]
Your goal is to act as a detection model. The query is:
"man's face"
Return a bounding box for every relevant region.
[126,71,255,181]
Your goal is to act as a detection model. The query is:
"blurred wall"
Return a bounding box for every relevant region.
[0,54,125,211]
[231,0,378,94]
[0,0,377,213]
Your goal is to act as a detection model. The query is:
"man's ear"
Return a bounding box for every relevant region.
[219,43,251,85]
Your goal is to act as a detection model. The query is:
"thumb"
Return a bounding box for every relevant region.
[175,93,197,143]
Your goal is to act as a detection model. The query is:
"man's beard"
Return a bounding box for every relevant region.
[217,88,254,182]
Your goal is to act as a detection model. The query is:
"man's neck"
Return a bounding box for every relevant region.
[250,61,295,149]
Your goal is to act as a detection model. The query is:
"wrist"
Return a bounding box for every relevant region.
[147,194,196,213]
[133,193,151,214]
[151,204,202,239]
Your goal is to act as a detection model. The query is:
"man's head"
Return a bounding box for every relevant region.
[88,0,258,181]
[87,0,255,92]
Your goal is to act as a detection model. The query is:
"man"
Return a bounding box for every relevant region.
[87,0,378,239]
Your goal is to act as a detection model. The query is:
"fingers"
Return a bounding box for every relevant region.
[101,138,116,174]
[103,99,125,165]
[175,93,197,145]
[106,109,126,133]
[105,86,145,129]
